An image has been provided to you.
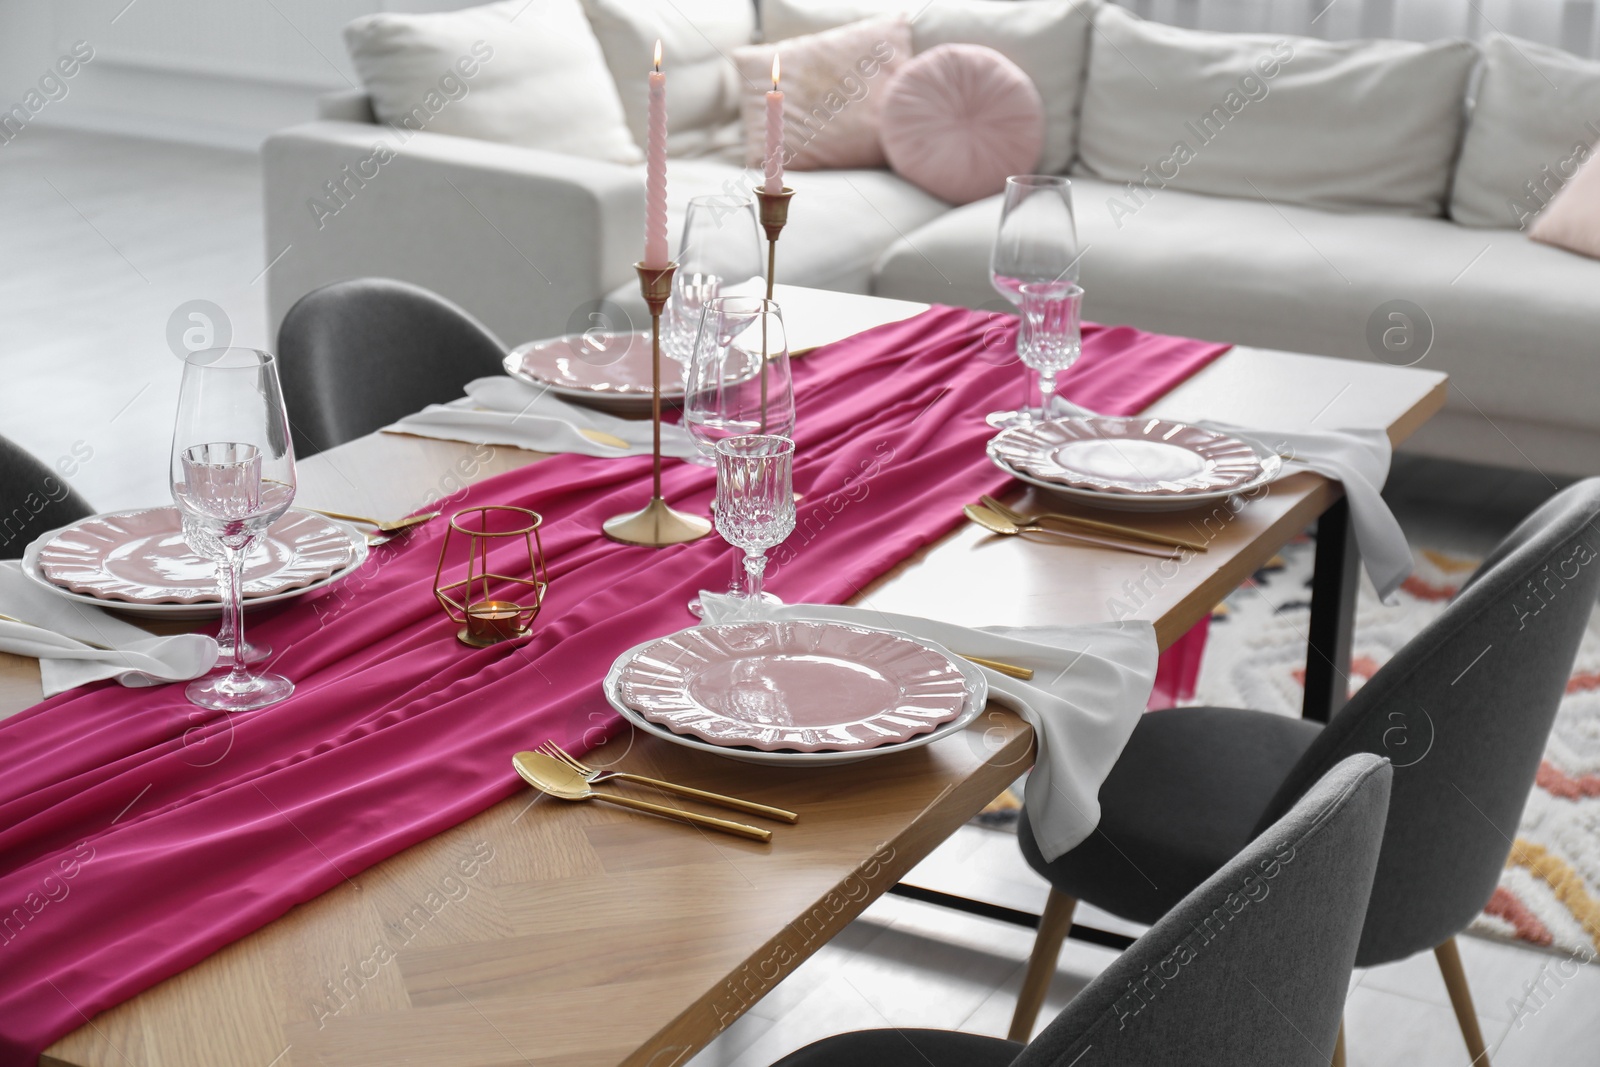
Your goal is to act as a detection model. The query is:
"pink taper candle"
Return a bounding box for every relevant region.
[644,39,670,269]
[764,53,784,194]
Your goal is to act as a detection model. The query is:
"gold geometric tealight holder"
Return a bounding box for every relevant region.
[435,505,549,647]
[601,261,714,547]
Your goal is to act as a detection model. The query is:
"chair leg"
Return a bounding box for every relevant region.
[1332,1020,1346,1067]
[1008,890,1078,1042]
[1435,938,1491,1065]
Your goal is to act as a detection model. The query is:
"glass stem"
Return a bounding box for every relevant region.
[1037,368,1059,421]
[215,559,237,656]
[727,545,745,596]
[743,550,767,602]
[223,546,250,684]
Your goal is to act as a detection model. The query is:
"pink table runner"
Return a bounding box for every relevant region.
[0,306,1228,1063]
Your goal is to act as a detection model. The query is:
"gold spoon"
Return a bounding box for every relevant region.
[980,495,1208,552]
[303,508,439,534]
[512,751,772,842]
[964,505,1183,560]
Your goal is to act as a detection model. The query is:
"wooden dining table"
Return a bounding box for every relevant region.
[16,287,1446,1067]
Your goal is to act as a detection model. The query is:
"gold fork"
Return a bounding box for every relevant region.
[980,495,1208,552]
[304,508,439,534]
[537,742,799,823]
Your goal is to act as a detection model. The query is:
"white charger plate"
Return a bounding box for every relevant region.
[603,624,988,766]
[988,427,1284,512]
[21,510,370,620]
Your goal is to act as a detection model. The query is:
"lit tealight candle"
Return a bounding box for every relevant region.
[764,53,784,195]
[644,39,670,269]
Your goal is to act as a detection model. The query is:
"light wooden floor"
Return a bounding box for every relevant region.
[5,128,1595,1066]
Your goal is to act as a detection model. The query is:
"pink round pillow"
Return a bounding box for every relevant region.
[879,44,1045,206]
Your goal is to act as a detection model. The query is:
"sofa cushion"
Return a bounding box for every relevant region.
[582,0,753,149]
[1530,152,1600,260]
[760,0,1097,175]
[734,17,911,171]
[872,177,1600,437]
[343,0,640,164]
[1076,6,1476,217]
[880,44,1044,205]
[1450,33,1600,229]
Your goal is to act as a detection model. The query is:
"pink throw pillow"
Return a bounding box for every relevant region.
[879,44,1045,206]
[734,17,911,172]
[1530,149,1600,260]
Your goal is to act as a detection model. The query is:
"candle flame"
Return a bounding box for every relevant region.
[653,39,662,72]
[771,53,780,89]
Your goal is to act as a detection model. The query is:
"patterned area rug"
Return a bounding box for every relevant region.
[1195,533,1600,958]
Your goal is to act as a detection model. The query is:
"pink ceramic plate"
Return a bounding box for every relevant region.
[36,507,358,605]
[615,621,972,752]
[990,416,1264,495]
[505,331,685,402]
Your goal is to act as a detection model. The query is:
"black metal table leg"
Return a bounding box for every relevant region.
[1302,496,1359,723]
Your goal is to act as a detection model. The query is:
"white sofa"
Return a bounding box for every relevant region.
[263,0,1600,476]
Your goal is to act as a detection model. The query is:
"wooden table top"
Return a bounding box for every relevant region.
[28,288,1446,1067]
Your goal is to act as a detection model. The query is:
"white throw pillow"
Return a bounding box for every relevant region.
[583,0,755,149]
[1076,6,1476,217]
[1450,34,1600,230]
[759,0,1098,175]
[344,0,641,165]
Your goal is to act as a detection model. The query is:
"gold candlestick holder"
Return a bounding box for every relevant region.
[602,261,713,546]
[756,186,794,301]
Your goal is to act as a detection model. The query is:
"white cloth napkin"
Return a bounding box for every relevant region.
[0,562,218,698]
[1053,399,1413,602]
[697,596,1159,862]
[385,376,698,459]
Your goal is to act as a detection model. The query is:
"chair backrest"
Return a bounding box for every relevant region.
[1016,754,1392,1067]
[276,278,506,457]
[0,434,94,560]
[1256,477,1600,965]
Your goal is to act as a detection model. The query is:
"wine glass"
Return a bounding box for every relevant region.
[171,347,297,711]
[683,297,795,467]
[989,175,1079,427]
[664,195,766,371]
[712,435,795,620]
[1016,281,1084,425]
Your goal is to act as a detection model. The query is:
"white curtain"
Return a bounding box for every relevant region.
[1113,0,1600,57]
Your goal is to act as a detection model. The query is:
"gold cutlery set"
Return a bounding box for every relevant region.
[965,494,1203,559]
[513,742,799,842]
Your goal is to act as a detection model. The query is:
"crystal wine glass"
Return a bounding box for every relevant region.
[713,435,795,620]
[171,348,297,711]
[684,296,795,467]
[1016,281,1084,425]
[989,175,1079,428]
[664,195,766,371]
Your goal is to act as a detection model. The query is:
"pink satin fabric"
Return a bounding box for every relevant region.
[0,306,1228,1062]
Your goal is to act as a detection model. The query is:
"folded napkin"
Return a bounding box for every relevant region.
[697,596,1158,862]
[386,376,698,460]
[1053,398,1412,602]
[0,562,218,698]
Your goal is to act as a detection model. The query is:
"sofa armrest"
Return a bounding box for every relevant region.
[316,90,376,123]
[262,121,644,346]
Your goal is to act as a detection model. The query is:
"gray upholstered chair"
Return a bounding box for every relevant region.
[1012,478,1600,1065]
[771,754,1393,1067]
[275,277,506,458]
[0,433,93,559]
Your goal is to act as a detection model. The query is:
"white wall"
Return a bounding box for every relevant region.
[0,0,482,150]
